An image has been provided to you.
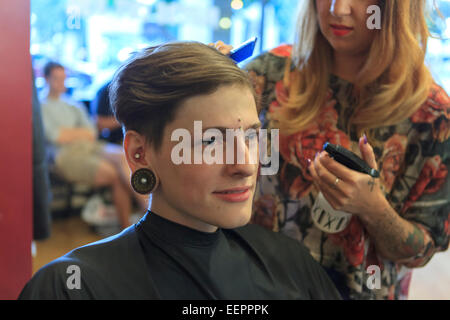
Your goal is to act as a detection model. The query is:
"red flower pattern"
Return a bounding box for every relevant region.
[279,96,350,167]
[329,216,365,267]
[277,95,351,199]
[248,46,450,299]
[445,213,450,236]
[366,242,384,271]
[269,44,292,58]
[380,134,408,192]
[402,155,449,214]
[248,70,266,113]
[279,162,314,199]
[434,116,450,143]
[252,195,279,231]
[398,271,413,299]
[411,83,450,142]
[268,80,289,113]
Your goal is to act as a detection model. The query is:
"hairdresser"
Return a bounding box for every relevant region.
[214,0,450,299]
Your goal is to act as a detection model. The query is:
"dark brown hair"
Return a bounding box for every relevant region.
[109,41,254,150]
[44,61,64,78]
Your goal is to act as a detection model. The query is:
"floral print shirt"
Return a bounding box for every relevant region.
[245,45,450,300]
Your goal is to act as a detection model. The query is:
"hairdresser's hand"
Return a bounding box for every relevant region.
[308,136,385,218]
[209,41,233,56]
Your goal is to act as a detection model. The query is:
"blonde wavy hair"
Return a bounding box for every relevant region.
[275,0,433,141]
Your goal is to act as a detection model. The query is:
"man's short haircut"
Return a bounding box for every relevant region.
[109,41,255,151]
[43,61,64,78]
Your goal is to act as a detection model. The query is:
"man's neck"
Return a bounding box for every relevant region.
[331,51,367,83]
[150,196,218,234]
[47,91,60,100]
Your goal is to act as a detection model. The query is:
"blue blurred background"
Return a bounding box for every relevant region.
[31,0,450,106]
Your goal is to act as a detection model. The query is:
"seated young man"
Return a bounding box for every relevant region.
[40,62,147,228]
[19,43,341,300]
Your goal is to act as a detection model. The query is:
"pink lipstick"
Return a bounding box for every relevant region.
[213,186,251,202]
[330,24,353,36]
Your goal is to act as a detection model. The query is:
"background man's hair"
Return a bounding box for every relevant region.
[43,61,64,78]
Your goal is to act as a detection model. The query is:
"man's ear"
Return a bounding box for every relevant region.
[123,130,153,172]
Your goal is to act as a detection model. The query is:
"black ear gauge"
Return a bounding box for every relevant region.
[131,168,158,194]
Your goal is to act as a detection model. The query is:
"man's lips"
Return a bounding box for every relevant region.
[212,186,252,202]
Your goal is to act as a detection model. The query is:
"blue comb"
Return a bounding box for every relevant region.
[229,37,258,63]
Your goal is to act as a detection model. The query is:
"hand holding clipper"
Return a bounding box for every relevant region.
[323,142,380,178]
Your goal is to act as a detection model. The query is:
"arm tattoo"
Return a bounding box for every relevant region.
[403,225,425,256]
[363,207,431,261]
[368,177,375,192]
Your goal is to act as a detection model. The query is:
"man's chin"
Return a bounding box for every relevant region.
[217,211,252,230]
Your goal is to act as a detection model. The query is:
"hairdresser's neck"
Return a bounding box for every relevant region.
[331,51,367,84]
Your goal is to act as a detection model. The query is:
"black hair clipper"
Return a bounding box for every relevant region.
[323,142,380,178]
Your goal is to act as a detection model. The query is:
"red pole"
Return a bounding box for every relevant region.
[0,0,32,299]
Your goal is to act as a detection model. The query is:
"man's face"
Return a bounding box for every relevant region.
[149,84,260,233]
[46,67,66,95]
[315,0,379,56]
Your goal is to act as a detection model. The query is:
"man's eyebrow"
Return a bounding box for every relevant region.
[246,123,262,130]
[202,122,262,133]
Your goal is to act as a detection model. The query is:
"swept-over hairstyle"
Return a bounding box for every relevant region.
[109,41,254,150]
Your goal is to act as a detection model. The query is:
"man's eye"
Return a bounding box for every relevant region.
[202,137,216,146]
[246,132,258,140]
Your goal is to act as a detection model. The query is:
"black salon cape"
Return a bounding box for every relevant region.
[19,212,341,300]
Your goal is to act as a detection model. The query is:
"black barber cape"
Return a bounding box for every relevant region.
[19,212,341,299]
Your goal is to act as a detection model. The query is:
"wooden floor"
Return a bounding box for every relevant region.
[32,216,104,274]
[32,216,450,300]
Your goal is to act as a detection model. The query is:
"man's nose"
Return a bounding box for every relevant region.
[226,135,258,178]
[226,160,257,178]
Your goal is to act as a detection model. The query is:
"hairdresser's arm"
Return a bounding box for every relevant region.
[309,137,435,263]
[96,115,121,132]
[355,192,434,263]
[209,41,233,55]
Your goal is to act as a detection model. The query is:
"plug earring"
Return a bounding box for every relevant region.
[131,168,158,194]
[134,153,141,159]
